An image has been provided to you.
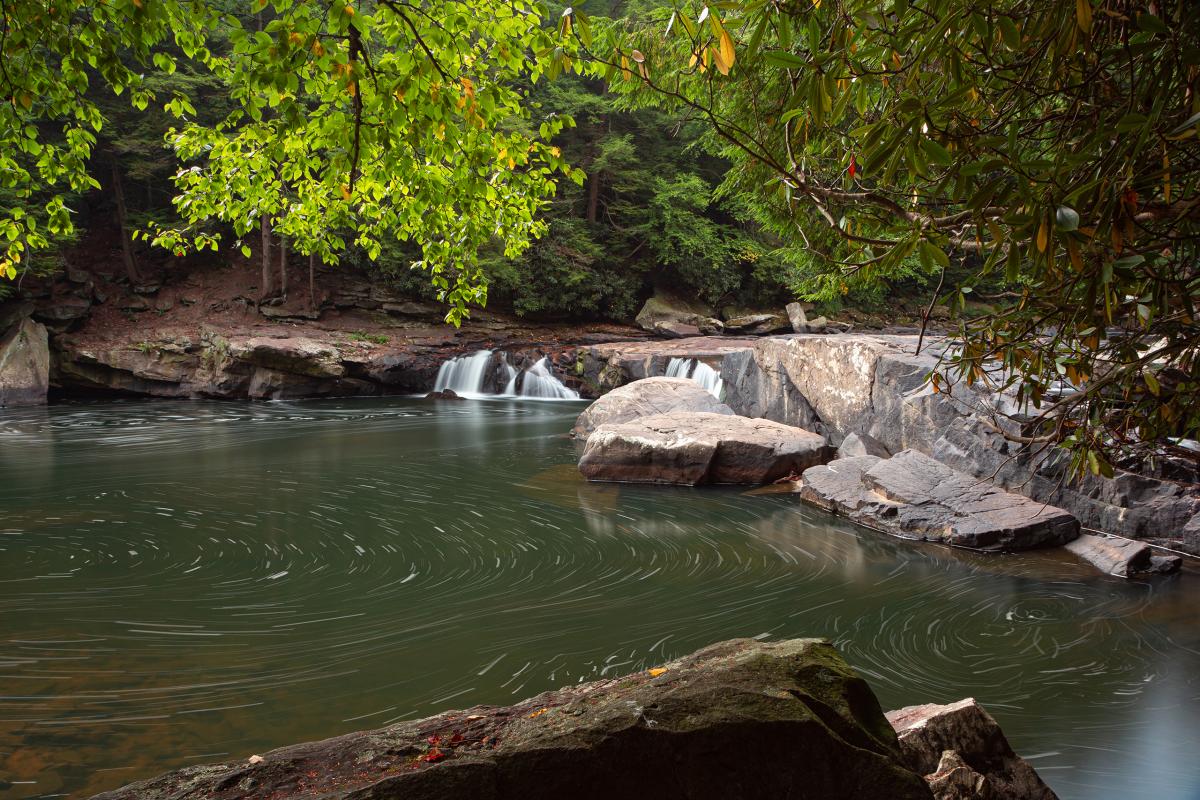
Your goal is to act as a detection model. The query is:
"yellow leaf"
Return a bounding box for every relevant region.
[1075,0,1092,33]
[1066,238,1083,271]
[343,4,354,16]
[1162,145,1171,204]
[18,92,31,111]
[550,146,561,157]
[630,49,645,63]
[1035,218,1048,252]
[528,707,548,718]
[719,28,735,70]
[648,667,668,677]
[339,184,351,200]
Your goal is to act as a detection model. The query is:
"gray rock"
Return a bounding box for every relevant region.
[786,302,808,333]
[635,293,722,338]
[0,317,49,406]
[1064,533,1181,577]
[90,638,932,800]
[724,313,791,335]
[119,295,150,312]
[798,450,1079,551]
[838,432,892,459]
[652,320,702,339]
[580,411,832,485]
[572,376,733,438]
[259,305,321,321]
[887,698,1057,800]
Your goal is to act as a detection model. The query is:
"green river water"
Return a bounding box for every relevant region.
[1,398,1198,798]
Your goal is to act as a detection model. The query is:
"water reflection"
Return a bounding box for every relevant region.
[0,398,1197,799]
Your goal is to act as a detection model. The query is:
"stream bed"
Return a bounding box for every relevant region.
[1,398,1198,798]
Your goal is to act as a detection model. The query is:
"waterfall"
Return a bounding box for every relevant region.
[433,350,495,397]
[664,357,724,399]
[512,357,580,399]
[432,350,579,400]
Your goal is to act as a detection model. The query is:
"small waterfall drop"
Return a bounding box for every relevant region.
[433,350,495,397]
[513,357,580,399]
[432,350,579,400]
[664,357,724,399]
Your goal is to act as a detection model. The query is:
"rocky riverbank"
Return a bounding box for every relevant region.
[2,263,1197,556]
[89,637,1056,800]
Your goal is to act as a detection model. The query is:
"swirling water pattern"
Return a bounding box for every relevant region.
[0,399,1198,798]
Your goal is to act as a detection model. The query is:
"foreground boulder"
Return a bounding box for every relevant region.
[580,412,832,485]
[1064,533,1181,577]
[887,698,1058,800]
[798,450,1078,551]
[92,638,933,800]
[0,316,50,406]
[572,376,733,437]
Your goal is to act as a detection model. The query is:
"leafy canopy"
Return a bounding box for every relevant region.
[1,0,581,319]
[572,0,1200,473]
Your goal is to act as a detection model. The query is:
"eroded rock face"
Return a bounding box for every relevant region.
[580,411,832,485]
[0,317,50,407]
[571,376,733,438]
[798,450,1078,551]
[887,698,1058,800]
[91,638,933,800]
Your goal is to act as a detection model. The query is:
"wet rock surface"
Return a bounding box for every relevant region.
[887,698,1058,800]
[0,316,50,406]
[90,638,934,800]
[580,412,832,486]
[1063,533,1181,577]
[797,450,1079,551]
[571,376,732,438]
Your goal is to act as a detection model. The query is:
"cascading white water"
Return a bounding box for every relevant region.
[664,357,724,399]
[433,350,579,400]
[514,357,580,399]
[433,350,495,397]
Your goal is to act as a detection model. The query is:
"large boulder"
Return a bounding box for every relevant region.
[723,312,791,335]
[0,317,50,406]
[798,450,1079,551]
[580,411,832,485]
[91,638,933,800]
[634,293,723,337]
[887,698,1058,800]
[572,376,733,438]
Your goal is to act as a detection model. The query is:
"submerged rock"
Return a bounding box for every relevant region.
[798,450,1078,551]
[0,317,49,407]
[1064,533,1181,577]
[572,376,732,438]
[90,638,934,800]
[580,411,832,485]
[887,698,1058,800]
[425,388,462,400]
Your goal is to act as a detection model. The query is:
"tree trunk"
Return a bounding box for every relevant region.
[308,253,316,310]
[586,169,601,224]
[260,216,273,300]
[111,159,140,283]
[279,235,288,298]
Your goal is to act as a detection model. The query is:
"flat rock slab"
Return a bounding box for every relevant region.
[580,412,832,485]
[572,376,733,438]
[887,698,1058,800]
[91,638,932,800]
[798,450,1078,551]
[1064,533,1181,577]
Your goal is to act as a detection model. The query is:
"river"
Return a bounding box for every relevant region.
[1,398,1198,798]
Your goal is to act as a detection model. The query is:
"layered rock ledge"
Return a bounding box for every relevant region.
[797,450,1079,551]
[90,638,1053,800]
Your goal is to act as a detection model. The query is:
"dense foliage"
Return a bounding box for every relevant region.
[578,0,1200,472]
